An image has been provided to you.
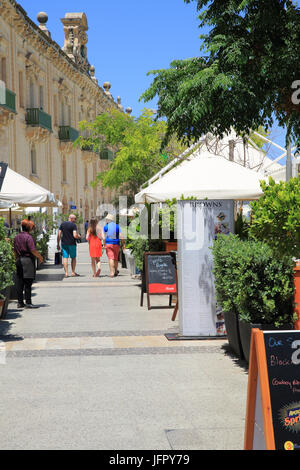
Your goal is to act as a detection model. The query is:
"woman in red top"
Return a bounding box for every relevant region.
[86,218,104,277]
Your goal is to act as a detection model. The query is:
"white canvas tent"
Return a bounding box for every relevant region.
[0,163,61,207]
[135,152,267,204]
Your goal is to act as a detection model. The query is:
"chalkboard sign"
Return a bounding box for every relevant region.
[245,329,300,450]
[141,252,177,311]
[264,331,300,450]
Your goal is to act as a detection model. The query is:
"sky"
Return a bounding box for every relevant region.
[20,0,201,115]
[20,0,288,164]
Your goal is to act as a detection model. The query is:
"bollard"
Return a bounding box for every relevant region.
[294,263,300,330]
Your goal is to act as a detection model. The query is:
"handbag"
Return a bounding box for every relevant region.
[55,251,62,265]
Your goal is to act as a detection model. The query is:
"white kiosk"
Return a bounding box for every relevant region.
[177,200,234,337]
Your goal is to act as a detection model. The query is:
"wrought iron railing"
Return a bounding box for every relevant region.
[26,108,52,132]
[0,88,16,113]
[59,126,79,142]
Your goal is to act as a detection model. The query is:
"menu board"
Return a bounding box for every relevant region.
[264,331,300,450]
[145,253,177,295]
[140,252,177,311]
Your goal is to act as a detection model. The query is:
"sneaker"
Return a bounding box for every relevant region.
[25,303,39,309]
[17,302,25,309]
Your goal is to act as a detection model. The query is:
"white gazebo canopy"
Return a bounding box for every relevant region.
[135,152,267,204]
[0,163,61,207]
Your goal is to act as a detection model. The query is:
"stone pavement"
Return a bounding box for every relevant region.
[0,243,249,450]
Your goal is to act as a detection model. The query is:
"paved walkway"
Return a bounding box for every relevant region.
[0,243,249,450]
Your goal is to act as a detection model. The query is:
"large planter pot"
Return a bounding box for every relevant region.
[238,320,294,364]
[0,286,11,320]
[223,311,244,359]
[164,241,178,253]
[10,273,18,300]
[124,249,136,277]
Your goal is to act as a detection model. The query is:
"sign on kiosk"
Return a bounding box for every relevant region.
[177,200,234,337]
[245,329,300,450]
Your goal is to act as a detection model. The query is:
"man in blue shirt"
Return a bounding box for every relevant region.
[103,213,125,277]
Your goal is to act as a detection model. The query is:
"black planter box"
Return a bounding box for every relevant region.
[238,320,293,363]
[223,311,244,359]
[10,273,18,300]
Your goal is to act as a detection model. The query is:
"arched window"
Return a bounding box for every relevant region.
[31,144,37,175]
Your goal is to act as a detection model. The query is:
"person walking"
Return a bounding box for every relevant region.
[86,218,104,277]
[103,214,125,278]
[57,214,81,278]
[13,219,43,309]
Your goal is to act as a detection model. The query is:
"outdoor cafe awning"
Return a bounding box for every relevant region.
[135,153,267,204]
[0,162,61,207]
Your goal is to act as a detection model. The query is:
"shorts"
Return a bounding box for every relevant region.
[62,244,77,259]
[106,244,120,261]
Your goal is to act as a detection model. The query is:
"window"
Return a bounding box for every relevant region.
[53,95,58,126]
[19,71,24,108]
[39,85,44,110]
[31,145,37,175]
[62,156,67,182]
[29,80,34,107]
[68,105,71,126]
[84,165,88,186]
[0,57,7,84]
[61,101,65,125]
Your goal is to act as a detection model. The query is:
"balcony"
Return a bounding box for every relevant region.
[0,88,17,128]
[26,108,52,132]
[26,108,52,142]
[0,88,16,114]
[100,149,114,161]
[59,125,79,142]
[81,143,99,164]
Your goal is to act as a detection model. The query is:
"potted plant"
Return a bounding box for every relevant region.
[0,218,16,319]
[212,234,245,358]
[212,234,296,362]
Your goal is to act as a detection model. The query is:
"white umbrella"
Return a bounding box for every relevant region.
[135,153,267,203]
[0,163,61,207]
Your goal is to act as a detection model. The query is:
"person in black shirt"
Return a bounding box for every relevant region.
[57,214,81,278]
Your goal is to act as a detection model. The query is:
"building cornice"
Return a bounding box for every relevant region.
[1,0,118,110]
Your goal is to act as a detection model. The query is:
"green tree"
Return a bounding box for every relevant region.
[141,0,300,147]
[249,177,300,259]
[76,108,186,197]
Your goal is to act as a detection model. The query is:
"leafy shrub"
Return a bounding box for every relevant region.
[250,177,300,260]
[212,234,296,327]
[0,218,16,297]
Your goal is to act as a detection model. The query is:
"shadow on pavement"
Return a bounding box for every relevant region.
[221,343,249,373]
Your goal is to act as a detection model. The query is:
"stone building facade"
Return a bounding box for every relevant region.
[0,0,129,220]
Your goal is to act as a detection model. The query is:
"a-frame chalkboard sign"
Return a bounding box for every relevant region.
[140,252,177,311]
[244,328,300,450]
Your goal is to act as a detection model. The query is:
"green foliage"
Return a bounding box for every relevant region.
[249,177,300,259]
[248,126,270,151]
[127,237,165,272]
[30,212,58,260]
[212,234,296,327]
[0,218,16,297]
[141,0,300,147]
[234,212,250,240]
[76,108,186,196]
